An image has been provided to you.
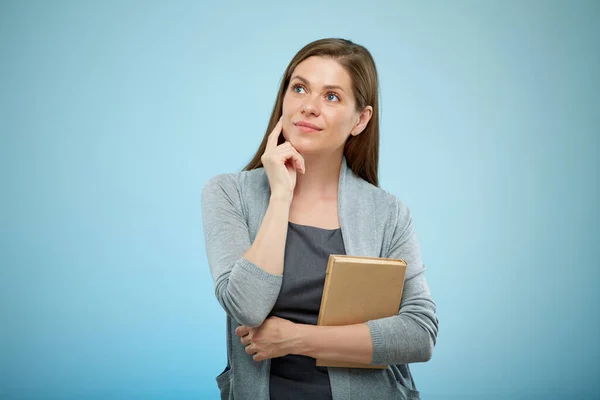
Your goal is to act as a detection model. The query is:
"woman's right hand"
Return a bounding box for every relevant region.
[261,117,305,201]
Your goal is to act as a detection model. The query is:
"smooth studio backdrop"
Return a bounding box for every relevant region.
[1,1,599,399]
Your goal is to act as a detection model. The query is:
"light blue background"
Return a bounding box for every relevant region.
[1,1,599,399]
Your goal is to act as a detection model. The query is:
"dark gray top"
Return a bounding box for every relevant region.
[269,221,346,400]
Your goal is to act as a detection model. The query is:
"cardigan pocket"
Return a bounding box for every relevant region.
[396,384,420,400]
[216,364,232,400]
[390,365,420,399]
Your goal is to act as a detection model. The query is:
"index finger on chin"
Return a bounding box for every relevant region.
[266,117,283,150]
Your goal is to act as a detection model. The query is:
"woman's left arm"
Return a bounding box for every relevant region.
[297,199,439,365]
[238,198,438,365]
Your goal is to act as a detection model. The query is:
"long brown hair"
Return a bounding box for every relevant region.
[243,38,380,186]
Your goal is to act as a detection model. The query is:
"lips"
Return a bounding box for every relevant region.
[294,121,323,133]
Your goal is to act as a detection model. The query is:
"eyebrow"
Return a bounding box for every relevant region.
[290,75,347,94]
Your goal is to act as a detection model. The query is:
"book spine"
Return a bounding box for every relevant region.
[316,255,336,326]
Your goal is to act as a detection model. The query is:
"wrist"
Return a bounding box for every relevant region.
[291,323,314,357]
[270,190,293,204]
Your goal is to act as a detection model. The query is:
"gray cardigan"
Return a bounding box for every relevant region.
[201,157,439,400]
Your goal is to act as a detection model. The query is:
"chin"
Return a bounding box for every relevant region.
[290,140,323,156]
[289,138,322,155]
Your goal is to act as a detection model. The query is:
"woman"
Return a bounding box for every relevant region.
[202,38,438,400]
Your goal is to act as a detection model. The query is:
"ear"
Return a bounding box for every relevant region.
[350,105,373,136]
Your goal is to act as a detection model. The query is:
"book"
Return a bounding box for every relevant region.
[315,255,407,369]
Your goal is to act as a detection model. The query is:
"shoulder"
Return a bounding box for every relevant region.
[364,185,414,252]
[349,175,410,223]
[380,186,410,223]
[202,168,268,203]
[376,187,411,234]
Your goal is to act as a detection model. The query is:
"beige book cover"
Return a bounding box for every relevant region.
[316,255,407,369]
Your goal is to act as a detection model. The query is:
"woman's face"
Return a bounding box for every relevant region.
[281,56,369,156]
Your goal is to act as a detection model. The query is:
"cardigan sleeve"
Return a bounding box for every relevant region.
[201,174,283,328]
[365,198,439,365]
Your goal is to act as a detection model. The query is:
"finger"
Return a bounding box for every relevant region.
[277,141,292,150]
[245,344,256,356]
[240,334,251,346]
[288,145,306,174]
[266,117,283,150]
[253,353,265,362]
[278,151,303,174]
[235,326,249,337]
[277,148,305,174]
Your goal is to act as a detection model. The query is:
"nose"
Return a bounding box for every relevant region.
[301,95,320,116]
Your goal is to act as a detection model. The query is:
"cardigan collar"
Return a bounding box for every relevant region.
[337,155,374,257]
[258,155,376,257]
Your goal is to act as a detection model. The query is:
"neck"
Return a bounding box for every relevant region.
[294,150,343,200]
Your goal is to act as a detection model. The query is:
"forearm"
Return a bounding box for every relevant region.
[294,323,374,365]
[366,303,437,365]
[243,193,292,276]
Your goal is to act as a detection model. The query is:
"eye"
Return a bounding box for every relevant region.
[326,93,340,102]
[292,84,306,94]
